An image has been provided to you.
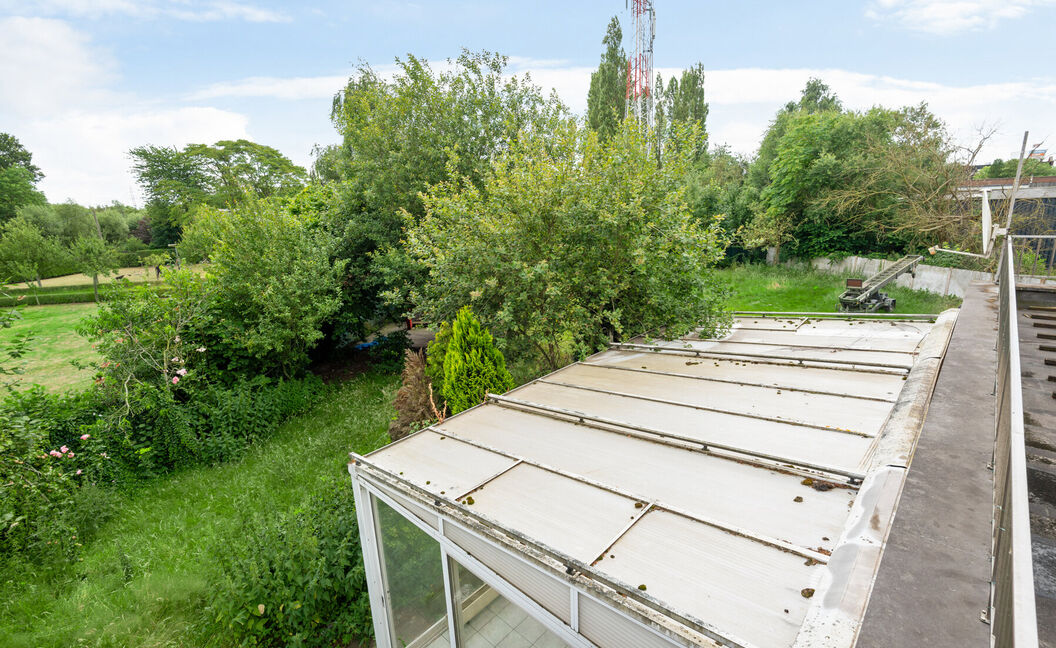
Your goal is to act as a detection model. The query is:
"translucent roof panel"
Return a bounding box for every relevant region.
[354,312,955,648]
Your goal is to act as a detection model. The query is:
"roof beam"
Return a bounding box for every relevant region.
[487,392,868,482]
[610,341,911,371]
[580,360,897,403]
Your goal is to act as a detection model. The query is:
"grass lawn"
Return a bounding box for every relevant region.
[0,372,396,648]
[716,264,962,314]
[0,303,99,392]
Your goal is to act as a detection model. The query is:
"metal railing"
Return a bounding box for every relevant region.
[1009,234,1056,284]
[991,237,1039,646]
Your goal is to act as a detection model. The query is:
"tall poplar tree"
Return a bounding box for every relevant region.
[586,17,627,139]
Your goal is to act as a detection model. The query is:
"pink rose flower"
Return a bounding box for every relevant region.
[49,450,62,458]
[172,376,180,385]
[60,446,69,453]
[177,368,187,376]
[76,469,82,475]
[67,452,74,458]
[80,434,90,440]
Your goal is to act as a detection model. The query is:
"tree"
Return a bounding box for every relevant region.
[744,102,966,258]
[975,158,1056,179]
[746,78,842,191]
[441,307,514,414]
[658,63,709,159]
[0,134,46,223]
[202,198,346,377]
[586,17,627,140]
[129,139,306,246]
[327,50,566,339]
[0,217,66,297]
[70,235,118,301]
[183,139,307,204]
[0,133,43,183]
[129,145,209,246]
[0,167,45,222]
[408,119,730,370]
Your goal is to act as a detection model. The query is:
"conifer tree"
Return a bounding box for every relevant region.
[441,306,515,414]
[586,17,627,140]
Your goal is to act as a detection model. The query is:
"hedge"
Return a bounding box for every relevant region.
[0,290,100,307]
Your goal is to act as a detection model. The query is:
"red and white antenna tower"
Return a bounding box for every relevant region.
[626,0,656,128]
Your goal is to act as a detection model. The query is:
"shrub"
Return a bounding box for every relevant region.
[367,329,410,373]
[408,119,730,370]
[441,306,514,414]
[0,387,105,568]
[389,349,435,441]
[208,480,373,647]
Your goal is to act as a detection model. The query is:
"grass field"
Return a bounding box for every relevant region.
[0,373,396,648]
[717,264,962,313]
[12,264,207,290]
[0,303,99,392]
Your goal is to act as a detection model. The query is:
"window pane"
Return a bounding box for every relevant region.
[375,497,450,648]
[450,558,570,648]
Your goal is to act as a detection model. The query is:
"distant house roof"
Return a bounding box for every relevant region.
[352,312,958,647]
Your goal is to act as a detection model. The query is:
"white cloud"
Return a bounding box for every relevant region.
[0,0,290,23]
[0,17,252,204]
[865,0,1056,35]
[188,75,349,101]
[0,16,118,117]
[25,107,250,205]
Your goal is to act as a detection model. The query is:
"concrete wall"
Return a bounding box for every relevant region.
[804,256,993,298]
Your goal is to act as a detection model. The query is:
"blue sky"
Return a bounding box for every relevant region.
[1,0,1054,205]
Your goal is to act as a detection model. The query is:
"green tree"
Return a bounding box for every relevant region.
[586,17,627,140]
[0,134,46,222]
[0,133,43,183]
[129,140,306,246]
[327,50,566,339]
[975,158,1056,179]
[746,78,842,191]
[184,139,307,204]
[70,235,118,301]
[129,145,209,246]
[744,103,962,257]
[408,119,730,370]
[0,167,45,223]
[657,63,709,161]
[441,306,514,414]
[0,217,67,297]
[204,198,346,377]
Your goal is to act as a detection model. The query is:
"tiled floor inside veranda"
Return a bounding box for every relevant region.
[425,593,569,648]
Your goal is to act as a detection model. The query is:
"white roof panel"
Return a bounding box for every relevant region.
[354,311,957,648]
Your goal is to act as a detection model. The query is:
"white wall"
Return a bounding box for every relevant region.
[804,256,993,298]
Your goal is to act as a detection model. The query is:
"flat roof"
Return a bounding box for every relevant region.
[353,312,958,647]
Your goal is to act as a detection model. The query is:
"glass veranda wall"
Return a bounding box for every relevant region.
[350,465,686,648]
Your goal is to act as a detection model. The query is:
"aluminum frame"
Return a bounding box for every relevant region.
[352,462,689,648]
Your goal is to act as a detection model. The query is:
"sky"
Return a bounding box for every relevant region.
[1,0,1055,206]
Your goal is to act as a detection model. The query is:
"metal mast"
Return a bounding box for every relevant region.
[625,0,655,128]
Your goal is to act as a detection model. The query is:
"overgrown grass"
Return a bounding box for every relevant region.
[716,263,962,314]
[0,372,396,648]
[0,303,99,392]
